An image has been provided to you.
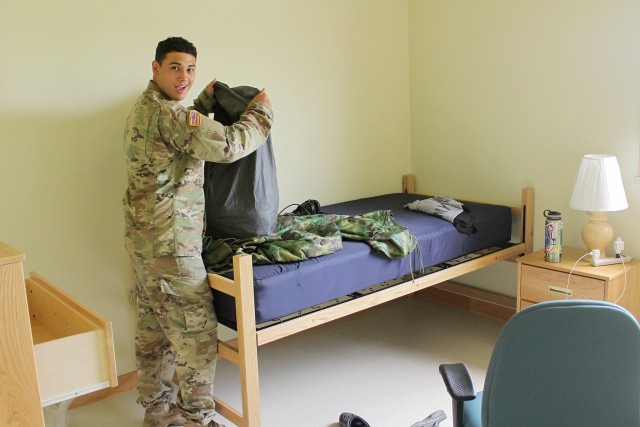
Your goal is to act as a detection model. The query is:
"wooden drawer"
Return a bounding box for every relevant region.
[520,265,605,303]
[519,300,535,311]
[25,272,117,406]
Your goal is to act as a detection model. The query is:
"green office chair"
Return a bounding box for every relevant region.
[439,300,640,427]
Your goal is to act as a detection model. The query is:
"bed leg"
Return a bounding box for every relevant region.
[521,187,534,254]
[233,254,261,427]
[402,174,415,193]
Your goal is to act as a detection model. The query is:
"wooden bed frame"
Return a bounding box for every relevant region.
[207,174,534,427]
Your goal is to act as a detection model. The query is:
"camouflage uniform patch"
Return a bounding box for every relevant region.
[188,110,202,127]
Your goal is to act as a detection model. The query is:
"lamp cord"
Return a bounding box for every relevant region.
[566,252,627,303]
[565,253,591,299]
[615,256,628,304]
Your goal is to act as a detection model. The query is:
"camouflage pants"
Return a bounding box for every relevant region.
[130,255,218,424]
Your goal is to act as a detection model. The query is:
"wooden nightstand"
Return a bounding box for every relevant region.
[517,247,640,322]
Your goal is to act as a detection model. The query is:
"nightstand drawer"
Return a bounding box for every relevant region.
[520,265,605,302]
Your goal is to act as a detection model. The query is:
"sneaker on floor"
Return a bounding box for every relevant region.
[143,403,188,427]
[410,409,447,427]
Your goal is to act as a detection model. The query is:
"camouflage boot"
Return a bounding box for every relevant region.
[183,421,226,427]
[143,403,188,427]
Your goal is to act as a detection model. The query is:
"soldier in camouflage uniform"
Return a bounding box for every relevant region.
[123,37,273,427]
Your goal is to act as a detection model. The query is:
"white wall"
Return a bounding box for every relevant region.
[409,0,640,295]
[0,0,411,373]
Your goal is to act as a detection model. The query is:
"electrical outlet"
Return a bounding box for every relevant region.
[127,289,137,306]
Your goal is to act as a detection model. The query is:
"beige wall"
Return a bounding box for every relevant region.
[0,1,411,373]
[409,0,640,294]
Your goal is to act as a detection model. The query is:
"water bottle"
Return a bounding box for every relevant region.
[544,210,563,262]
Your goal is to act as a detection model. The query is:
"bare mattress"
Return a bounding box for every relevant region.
[212,193,512,329]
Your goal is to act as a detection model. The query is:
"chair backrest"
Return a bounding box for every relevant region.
[481,300,640,427]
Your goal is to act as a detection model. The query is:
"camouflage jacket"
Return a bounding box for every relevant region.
[123,81,273,259]
[202,210,417,273]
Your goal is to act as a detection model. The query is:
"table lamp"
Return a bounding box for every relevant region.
[569,154,629,265]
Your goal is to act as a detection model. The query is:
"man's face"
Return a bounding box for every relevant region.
[152,51,196,101]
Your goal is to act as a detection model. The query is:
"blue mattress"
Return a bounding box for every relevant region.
[212,193,512,328]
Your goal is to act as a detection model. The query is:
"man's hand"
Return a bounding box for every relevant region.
[205,79,216,97]
[253,89,272,109]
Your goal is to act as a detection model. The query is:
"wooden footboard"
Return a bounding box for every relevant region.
[208,175,534,427]
[208,255,259,427]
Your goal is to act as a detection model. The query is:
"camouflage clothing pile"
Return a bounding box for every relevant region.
[202,210,417,273]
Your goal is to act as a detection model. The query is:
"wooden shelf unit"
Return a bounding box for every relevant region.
[0,241,118,426]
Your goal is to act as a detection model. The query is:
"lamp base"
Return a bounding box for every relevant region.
[582,211,613,258]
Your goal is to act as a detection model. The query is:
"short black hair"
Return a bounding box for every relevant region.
[155,37,197,63]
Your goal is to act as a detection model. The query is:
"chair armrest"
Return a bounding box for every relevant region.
[439,363,477,401]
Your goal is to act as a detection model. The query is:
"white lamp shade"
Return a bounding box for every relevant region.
[570,154,628,212]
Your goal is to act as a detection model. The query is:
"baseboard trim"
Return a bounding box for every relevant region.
[71,282,515,407]
[417,281,516,322]
[69,370,137,408]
